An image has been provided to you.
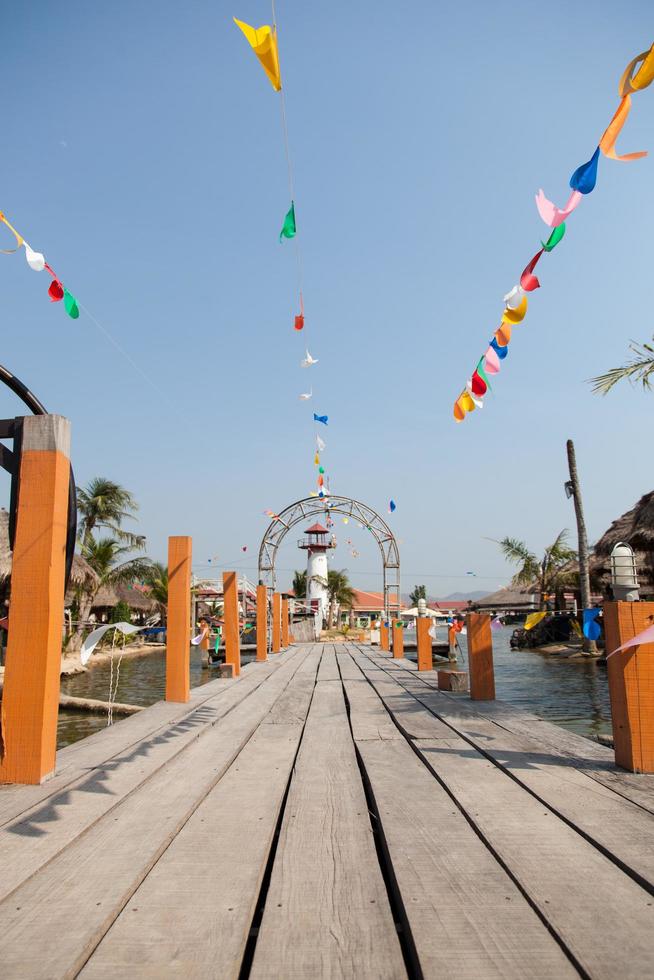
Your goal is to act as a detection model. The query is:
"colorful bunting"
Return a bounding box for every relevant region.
[301,349,318,368]
[313,413,328,425]
[279,201,296,242]
[0,212,79,318]
[454,43,654,421]
[233,18,282,91]
[389,500,396,513]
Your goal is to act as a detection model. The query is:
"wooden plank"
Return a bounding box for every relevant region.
[316,646,340,681]
[80,650,323,978]
[0,650,296,829]
[384,678,654,891]
[249,677,406,979]
[0,647,310,979]
[342,679,403,742]
[355,658,654,980]
[357,740,576,979]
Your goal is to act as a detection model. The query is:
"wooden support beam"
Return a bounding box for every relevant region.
[438,670,469,692]
[281,597,289,648]
[604,600,654,773]
[466,613,495,701]
[166,536,192,703]
[223,572,241,677]
[272,593,282,653]
[256,584,268,662]
[379,620,389,652]
[0,415,71,785]
[392,619,404,659]
[416,618,433,671]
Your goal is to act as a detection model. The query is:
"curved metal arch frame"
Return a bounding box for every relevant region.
[258,495,400,619]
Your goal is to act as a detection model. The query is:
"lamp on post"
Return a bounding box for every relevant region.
[610,542,639,602]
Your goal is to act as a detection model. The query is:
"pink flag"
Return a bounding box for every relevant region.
[484,346,501,375]
[607,622,654,658]
[535,189,582,227]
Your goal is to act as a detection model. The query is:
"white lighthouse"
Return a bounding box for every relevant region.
[298,522,334,626]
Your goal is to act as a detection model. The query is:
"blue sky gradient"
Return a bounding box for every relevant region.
[0,1,652,594]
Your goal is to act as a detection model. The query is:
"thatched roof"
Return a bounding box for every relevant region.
[594,491,654,556]
[0,508,98,589]
[93,583,156,612]
[472,588,538,612]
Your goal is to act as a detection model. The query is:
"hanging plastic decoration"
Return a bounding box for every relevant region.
[313,413,328,425]
[299,389,312,400]
[294,292,305,331]
[388,500,396,513]
[301,349,318,368]
[233,18,282,91]
[279,202,296,242]
[453,42,654,422]
[0,212,80,319]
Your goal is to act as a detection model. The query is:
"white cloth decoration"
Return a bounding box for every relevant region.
[80,622,143,666]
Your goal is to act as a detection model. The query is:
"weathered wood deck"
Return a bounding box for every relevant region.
[1,643,654,979]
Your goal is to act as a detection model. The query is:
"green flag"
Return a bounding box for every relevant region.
[64,289,80,319]
[279,201,296,242]
[541,222,566,252]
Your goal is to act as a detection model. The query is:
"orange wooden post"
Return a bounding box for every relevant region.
[223,571,241,677]
[0,416,71,785]
[416,618,433,671]
[272,592,282,653]
[199,618,210,652]
[604,601,654,772]
[166,536,192,703]
[281,596,289,648]
[466,613,495,701]
[256,584,268,662]
[392,619,404,659]
[379,619,389,652]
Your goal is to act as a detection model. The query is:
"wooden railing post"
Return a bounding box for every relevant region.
[281,596,289,648]
[392,619,404,659]
[379,620,389,652]
[466,613,495,701]
[223,571,241,677]
[604,600,654,772]
[0,415,70,785]
[272,592,282,653]
[166,536,192,703]
[256,584,268,662]
[416,618,433,671]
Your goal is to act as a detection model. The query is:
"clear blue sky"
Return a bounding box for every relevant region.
[0,1,651,595]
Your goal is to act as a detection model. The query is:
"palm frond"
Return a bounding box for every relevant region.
[590,337,654,395]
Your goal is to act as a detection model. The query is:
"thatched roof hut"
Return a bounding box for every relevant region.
[591,491,654,595]
[472,588,538,612]
[92,583,156,615]
[0,508,98,592]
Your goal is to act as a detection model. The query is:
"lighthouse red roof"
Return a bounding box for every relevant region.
[305,522,328,534]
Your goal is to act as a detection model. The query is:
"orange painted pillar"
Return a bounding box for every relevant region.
[380,619,389,652]
[416,618,433,671]
[199,619,210,652]
[256,584,268,662]
[0,416,71,785]
[281,596,289,648]
[392,619,404,659]
[272,592,282,653]
[466,613,495,701]
[604,601,654,772]
[166,536,192,702]
[223,571,241,677]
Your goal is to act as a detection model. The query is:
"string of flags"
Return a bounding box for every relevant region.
[0,211,80,318]
[234,11,337,503]
[453,42,654,422]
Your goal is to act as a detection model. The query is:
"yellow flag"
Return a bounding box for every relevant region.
[501,295,527,324]
[234,18,281,91]
[524,611,547,631]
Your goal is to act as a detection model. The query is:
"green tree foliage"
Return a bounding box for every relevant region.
[326,569,355,628]
[110,600,132,624]
[410,584,427,605]
[292,569,307,598]
[77,477,145,549]
[591,336,654,395]
[144,561,168,624]
[497,530,577,610]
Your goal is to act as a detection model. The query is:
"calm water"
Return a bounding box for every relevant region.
[57,628,611,748]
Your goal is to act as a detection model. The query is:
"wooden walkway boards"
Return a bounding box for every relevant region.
[1,643,654,978]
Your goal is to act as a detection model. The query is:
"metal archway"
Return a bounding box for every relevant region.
[258,495,400,619]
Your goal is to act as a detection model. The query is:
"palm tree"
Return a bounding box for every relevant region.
[292,570,307,598]
[144,561,168,624]
[69,536,153,651]
[497,531,577,610]
[326,569,355,628]
[77,477,145,549]
[590,337,654,394]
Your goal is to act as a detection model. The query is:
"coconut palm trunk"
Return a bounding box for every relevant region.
[566,439,597,655]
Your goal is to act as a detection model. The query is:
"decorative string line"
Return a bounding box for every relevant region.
[78,301,166,398]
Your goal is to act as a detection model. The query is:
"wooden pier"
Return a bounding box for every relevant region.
[1,642,654,978]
